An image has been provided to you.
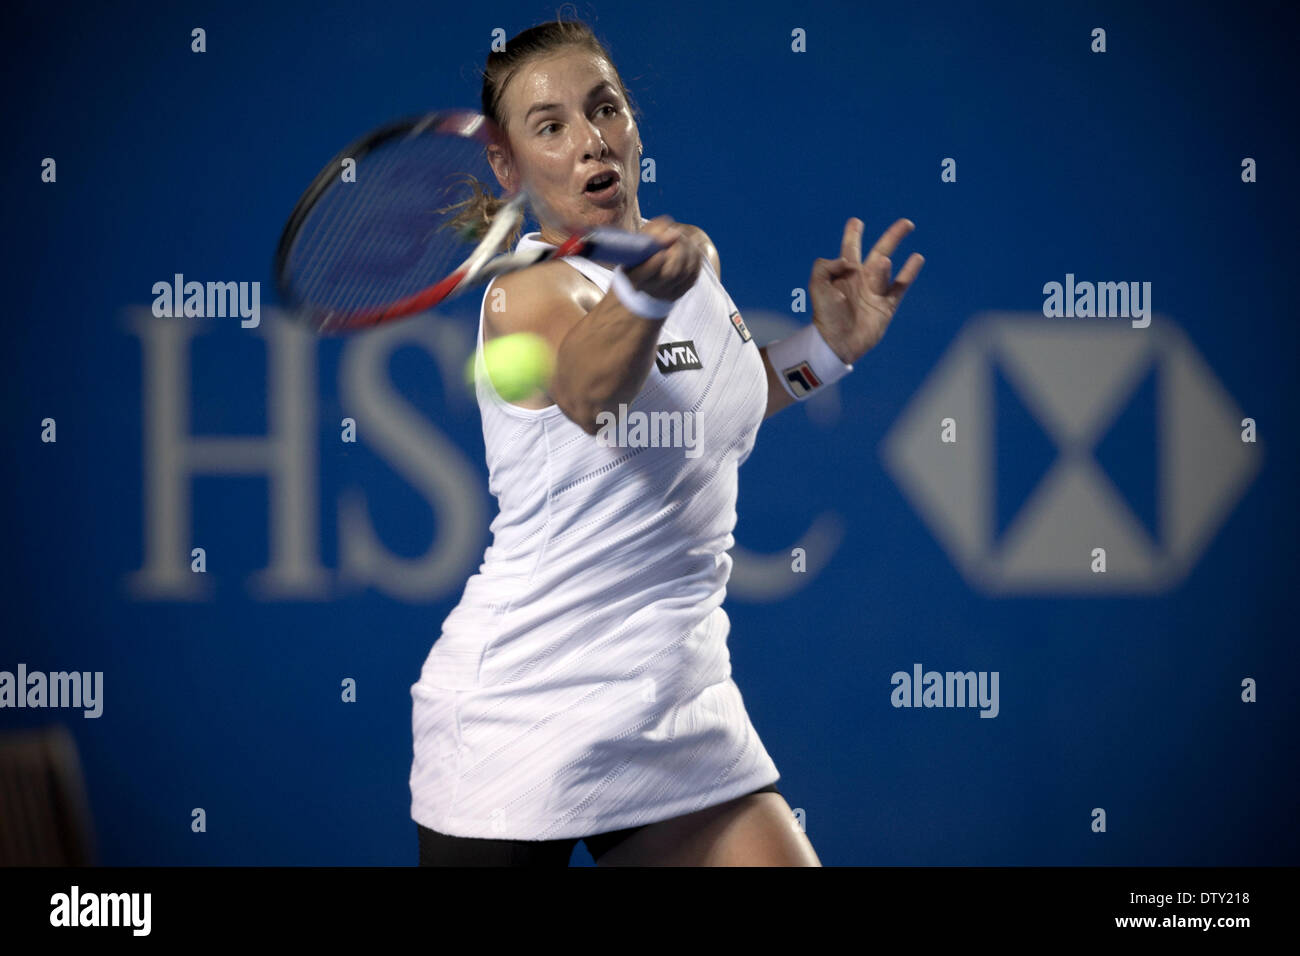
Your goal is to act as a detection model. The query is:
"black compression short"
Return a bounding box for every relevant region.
[416,781,781,866]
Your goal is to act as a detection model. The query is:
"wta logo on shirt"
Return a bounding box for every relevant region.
[655,340,703,374]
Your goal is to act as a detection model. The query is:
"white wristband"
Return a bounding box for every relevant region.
[766,324,854,400]
[610,266,674,319]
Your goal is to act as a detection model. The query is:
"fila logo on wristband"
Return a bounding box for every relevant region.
[782,362,823,397]
[766,323,853,400]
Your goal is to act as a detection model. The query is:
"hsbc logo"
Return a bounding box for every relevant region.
[880,312,1262,593]
[655,340,702,374]
[119,308,822,604]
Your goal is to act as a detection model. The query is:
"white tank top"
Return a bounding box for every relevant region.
[409,230,780,840]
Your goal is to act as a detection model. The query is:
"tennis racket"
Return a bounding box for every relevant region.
[274,110,665,334]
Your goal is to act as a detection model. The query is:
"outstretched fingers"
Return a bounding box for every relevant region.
[868,218,915,262]
[841,217,864,264]
[829,216,923,302]
[888,252,926,302]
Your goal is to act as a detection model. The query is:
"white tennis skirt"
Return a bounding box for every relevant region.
[409,606,781,840]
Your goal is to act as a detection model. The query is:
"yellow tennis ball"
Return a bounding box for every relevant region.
[466,332,555,401]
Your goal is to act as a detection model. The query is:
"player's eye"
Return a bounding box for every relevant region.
[540,104,614,135]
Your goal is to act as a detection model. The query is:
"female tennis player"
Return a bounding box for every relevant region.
[410,16,923,866]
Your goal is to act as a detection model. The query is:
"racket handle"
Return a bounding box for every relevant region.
[581,227,667,267]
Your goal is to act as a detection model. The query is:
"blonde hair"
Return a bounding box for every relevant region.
[440,7,641,250]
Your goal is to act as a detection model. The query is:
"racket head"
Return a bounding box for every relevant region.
[274,110,526,334]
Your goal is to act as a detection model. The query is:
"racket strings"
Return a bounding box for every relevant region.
[285,132,507,323]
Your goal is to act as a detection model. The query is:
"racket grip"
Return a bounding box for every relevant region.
[582,227,666,267]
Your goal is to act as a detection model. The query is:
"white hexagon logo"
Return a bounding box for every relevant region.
[879,313,1262,593]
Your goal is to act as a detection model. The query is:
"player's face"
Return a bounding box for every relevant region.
[496,50,640,239]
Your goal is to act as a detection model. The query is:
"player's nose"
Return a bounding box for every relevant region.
[578,119,608,161]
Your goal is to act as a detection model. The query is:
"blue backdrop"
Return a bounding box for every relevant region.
[3,0,1296,865]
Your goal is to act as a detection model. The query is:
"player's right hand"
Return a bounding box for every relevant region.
[623,215,702,302]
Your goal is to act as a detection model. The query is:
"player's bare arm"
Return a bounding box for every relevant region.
[483,217,700,429]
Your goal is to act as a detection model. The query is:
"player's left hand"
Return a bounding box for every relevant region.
[808,218,924,364]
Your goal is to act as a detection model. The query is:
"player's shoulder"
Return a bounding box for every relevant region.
[483,257,594,340]
[677,223,721,278]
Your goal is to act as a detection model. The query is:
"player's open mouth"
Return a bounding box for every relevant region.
[583,171,620,201]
